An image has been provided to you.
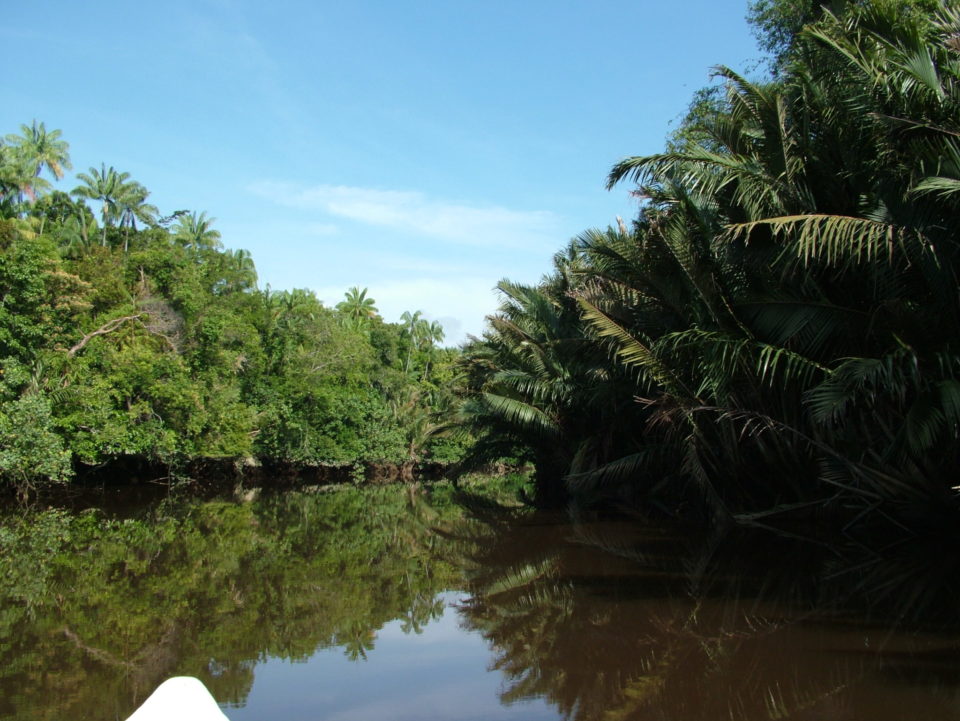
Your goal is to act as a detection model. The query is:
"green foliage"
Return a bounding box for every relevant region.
[335,286,379,331]
[461,0,960,529]
[5,120,71,181]
[0,122,466,488]
[747,0,944,71]
[458,255,647,508]
[0,231,89,360]
[0,394,72,494]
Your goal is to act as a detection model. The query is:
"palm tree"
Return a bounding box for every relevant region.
[172,211,221,252]
[336,287,379,329]
[459,248,644,508]
[5,121,71,181]
[56,213,97,258]
[31,192,97,254]
[400,310,423,373]
[115,181,158,252]
[260,287,324,375]
[0,143,47,215]
[458,1,960,525]
[72,164,129,246]
[418,319,445,381]
[226,249,257,291]
[592,1,960,519]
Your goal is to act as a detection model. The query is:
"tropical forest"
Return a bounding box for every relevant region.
[5,1,960,720]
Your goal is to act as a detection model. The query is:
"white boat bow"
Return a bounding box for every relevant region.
[126,676,230,721]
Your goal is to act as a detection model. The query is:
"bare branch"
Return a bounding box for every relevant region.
[67,314,146,357]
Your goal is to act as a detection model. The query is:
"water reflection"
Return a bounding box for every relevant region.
[445,493,960,721]
[0,485,461,720]
[3,484,960,720]
[229,592,557,721]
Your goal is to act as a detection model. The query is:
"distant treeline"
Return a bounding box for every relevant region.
[457,0,960,532]
[0,130,467,496]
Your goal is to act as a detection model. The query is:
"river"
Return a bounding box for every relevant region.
[1,482,959,720]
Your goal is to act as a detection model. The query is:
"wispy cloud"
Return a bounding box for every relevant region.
[249,181,560,248]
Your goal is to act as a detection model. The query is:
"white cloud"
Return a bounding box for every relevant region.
[249,181,559,249]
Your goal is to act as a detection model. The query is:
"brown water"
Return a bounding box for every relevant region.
[2,484,959,720]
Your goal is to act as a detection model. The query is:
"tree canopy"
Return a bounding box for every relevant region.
[0,126,466,496]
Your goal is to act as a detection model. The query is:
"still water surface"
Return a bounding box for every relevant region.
[2,483,960,720]
[230,592,555,721]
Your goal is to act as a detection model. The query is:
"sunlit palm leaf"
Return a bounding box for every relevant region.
[725,214,922,267]
[577,298,684,395]
[479,393,561,438]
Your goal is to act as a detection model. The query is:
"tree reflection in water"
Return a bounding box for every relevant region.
[4,484,960,721]
[444,491,960,721]
[0,485,461,721]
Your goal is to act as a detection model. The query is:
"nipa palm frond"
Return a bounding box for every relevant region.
[725,214,925,268]
[577,297,686,396]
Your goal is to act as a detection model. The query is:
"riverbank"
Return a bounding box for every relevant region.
[0,453,530,507]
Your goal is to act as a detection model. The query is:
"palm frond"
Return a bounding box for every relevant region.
[476,393,561,438]
[577,298,685,395]
[909,176,960,199]
[725,214,920,267]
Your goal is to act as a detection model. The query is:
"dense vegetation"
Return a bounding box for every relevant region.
[0,128,467,496]
[5,0,960,539]
[459,0,960,530]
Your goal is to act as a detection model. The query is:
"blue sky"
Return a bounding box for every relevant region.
[3,1,760,345]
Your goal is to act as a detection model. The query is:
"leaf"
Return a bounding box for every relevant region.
[577,298,684,394]
[479,393,560,438]
[726,214,914,267]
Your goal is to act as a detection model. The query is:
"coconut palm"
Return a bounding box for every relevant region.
[399,310,445,375]
[0,142,50,214]
[5,121,71,181]
[226,249,257,291]
[56,213,97,258]
[426,320,444,346]
[418,319,446,380]
[72,164,129,246]
[34,194,98,255]
[115,181,158,252]
[336,287,379,329]
[400,310,423,373]
[172,211,221,252]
